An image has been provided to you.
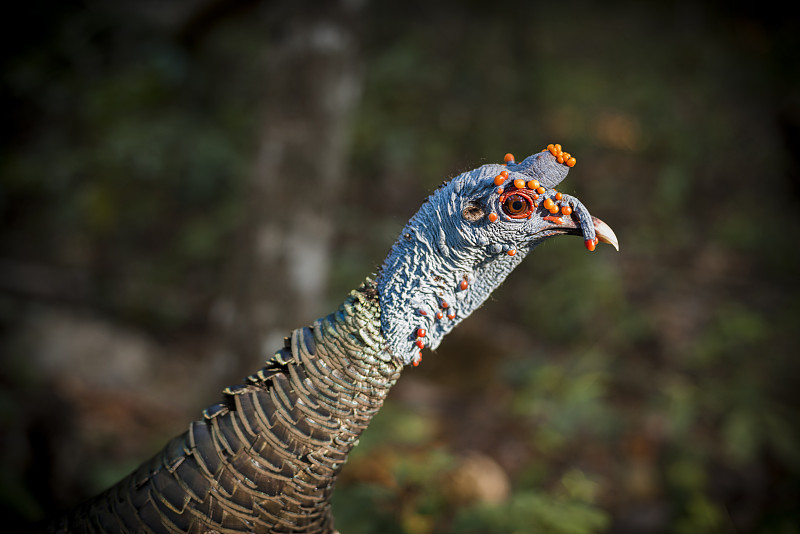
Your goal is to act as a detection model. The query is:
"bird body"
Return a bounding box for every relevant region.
[41,146,617,533]
[46,284,394,533]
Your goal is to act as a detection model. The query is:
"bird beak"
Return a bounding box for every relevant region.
[592,216,619,251]
[539,212,619,252]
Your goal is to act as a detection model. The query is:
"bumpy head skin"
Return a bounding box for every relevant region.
[376,145,617,366]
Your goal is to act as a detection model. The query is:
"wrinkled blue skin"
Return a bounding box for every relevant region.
[377,151,598,365]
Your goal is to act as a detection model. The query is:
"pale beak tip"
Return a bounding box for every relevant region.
[592,216,619,252]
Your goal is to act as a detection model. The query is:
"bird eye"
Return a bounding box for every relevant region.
[500,192,533,218]
[505,195,527,214]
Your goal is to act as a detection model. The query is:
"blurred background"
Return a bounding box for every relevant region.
[2,0,799,532]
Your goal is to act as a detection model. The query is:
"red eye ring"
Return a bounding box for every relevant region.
[499,189,535,218]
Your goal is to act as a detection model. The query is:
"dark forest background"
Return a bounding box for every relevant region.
[2,1,799,532]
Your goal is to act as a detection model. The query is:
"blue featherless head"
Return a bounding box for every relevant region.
[377,145,618,366]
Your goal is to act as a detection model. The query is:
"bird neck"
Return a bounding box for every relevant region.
[376,197,532,365]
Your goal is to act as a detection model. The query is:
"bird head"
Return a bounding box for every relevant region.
[376,145,618,366]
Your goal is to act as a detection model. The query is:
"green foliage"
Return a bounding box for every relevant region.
[453,490,609,534]
[331,483,404,534]
[508,349,619,452]
[1,7,258,330]
[348,402,438,460]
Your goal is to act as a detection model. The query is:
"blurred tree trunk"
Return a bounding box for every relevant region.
[219,1,363,368]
